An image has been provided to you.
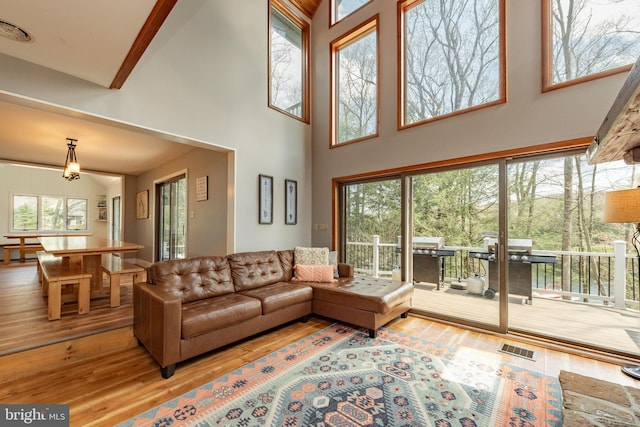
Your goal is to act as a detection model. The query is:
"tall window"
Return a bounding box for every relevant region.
[12,194,88,231]
[331,16,379,146]
[543,0,640,91]
[400,0,505,127]
[269,0,309,122]
[331,0,372,25]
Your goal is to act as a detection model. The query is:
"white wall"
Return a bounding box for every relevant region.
[309,0,629,248]
[0,0,312,253]
[0,163,113,245]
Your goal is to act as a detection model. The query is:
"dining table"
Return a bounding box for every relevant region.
[38,235,143,292]
[4,233,92,247]
[3,233,93,264]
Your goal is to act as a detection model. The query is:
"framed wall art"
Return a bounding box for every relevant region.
[136,190,149,219]
[196,176,208,201]
[285,179,297,225]
[259,174,273,224]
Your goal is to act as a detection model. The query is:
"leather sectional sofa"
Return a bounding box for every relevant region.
[133,249,413,378]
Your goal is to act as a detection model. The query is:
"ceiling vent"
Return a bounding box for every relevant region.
[0,19,32,42]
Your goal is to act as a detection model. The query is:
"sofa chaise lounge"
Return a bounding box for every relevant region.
[133,249,413,378]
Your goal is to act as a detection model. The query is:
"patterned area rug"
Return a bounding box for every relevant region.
[120,324,562,427]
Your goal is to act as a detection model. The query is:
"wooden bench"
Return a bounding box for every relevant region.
[129,258,152,282]
[4,243,45,265]
[37,251,61,291]
[101,254,145,307]
[41,257,91,320]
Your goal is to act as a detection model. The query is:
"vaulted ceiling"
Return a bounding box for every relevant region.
[0,0,320,175]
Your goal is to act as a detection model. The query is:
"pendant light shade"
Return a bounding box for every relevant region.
[62,138,80,181]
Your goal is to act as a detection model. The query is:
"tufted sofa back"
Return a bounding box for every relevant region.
[149,256,234,303]
[228,250,286,291]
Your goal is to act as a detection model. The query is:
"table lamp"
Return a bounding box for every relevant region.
[603,187,640,380]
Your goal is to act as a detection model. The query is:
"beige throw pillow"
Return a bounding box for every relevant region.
[294,246,329,265]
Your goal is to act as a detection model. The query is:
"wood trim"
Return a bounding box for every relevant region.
[288,0,322,19]
[541,0,552,92]
[268,0,311,124]
[332,137,592,183]
[330,0,374,27]
[330,138,591,248]
[330,15,380,148]
[397,0,507,130]
[543,64,634,93]
[541,0,634,93]
[109,0,178,89]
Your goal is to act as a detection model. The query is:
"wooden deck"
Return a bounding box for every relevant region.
[412,281,640,357]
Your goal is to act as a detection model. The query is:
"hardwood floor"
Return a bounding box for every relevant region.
[0,264,639,426]
[0,263,133,356]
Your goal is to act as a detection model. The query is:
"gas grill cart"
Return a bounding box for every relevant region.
[411,237,455,290]
[469,238,556,304]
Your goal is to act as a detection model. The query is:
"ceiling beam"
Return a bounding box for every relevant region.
[109,0,178,89]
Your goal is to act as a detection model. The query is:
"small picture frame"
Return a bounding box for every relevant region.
[285,179,297,225]
[136,190,149,219]
[259,174,273,224]
[196,176,208,201]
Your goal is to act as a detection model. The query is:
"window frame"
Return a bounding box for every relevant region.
[397,0,506,130]
[11,193,89,232]
[330,14,380,148]
[331,0,373,26]
[268,0,310,123]
[542,0,637,92]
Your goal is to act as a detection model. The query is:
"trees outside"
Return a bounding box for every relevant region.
[402,0,502,125]
[270,5,305,117]
[335,24,378,144]
[333,0,372,23]
[549,0,640,86]
[12,196,37,230]
[343,155,638,299]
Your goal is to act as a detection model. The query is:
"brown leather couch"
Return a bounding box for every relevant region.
[134,249,412,378]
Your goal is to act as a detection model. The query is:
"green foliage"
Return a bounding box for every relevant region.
[344,155,637,252]
[13,203,37,230]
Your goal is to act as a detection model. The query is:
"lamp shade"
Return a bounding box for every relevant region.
[603,188,640,224]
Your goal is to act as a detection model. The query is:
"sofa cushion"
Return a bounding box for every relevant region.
[181,293,262,339]
[278,250,294,281]
[228,251,286,291]
[240,282,312,314]
[292,264,336,283]
[150,256,234,303]
[307,277,414,314]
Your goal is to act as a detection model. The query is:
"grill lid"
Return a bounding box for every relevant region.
[413,236,444,249]
[488,238,532,253]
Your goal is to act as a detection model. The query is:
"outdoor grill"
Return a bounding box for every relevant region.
[469,238,556,303]
[412,237,455,289]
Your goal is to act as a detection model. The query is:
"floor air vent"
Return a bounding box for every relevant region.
[498,343,536,361]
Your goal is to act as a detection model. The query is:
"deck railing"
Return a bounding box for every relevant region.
[346,237,640,311]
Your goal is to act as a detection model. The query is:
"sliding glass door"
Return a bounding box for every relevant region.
[340,177,402,279]
[337,149,640,357]
[156,174,187,261]
[409,163,503,329]
[506,152,640,358]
